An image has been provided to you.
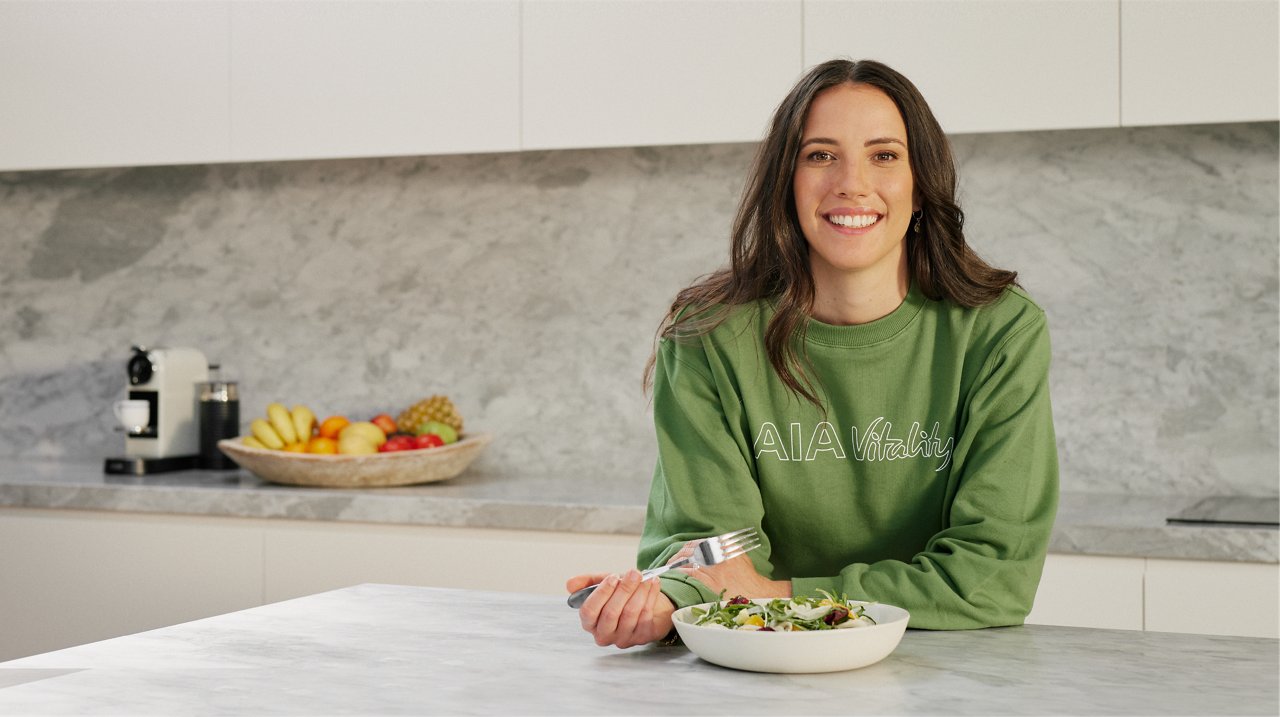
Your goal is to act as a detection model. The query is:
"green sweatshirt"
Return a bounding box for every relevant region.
[638,283,1058,630]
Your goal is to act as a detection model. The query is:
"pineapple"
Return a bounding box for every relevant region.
[396,395,463,434]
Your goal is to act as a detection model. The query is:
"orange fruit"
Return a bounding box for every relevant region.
[281,442,306,453]
[317,415,350,440]
[306,436,338,454]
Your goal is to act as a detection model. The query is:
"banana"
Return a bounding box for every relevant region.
[242,435,268,450]
[290,404,316,443]
[266,403,298,445]
[250,418,285,449]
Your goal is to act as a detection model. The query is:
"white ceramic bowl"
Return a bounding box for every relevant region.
[217,432,491,488]
[672,598,910,673]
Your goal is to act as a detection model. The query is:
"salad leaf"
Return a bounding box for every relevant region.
[692,589,877,632]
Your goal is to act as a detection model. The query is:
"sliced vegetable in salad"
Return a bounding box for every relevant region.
[690,590,877,632]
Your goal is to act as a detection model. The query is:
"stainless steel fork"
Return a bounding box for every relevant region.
[566,527,760,608]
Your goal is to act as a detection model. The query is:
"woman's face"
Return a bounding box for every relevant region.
[792,82,918,291]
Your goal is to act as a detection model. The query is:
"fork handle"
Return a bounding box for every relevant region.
[565,558,692,609]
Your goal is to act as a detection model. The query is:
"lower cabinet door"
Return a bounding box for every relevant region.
[1026,553,1146,630]
[1145,558,1279,638]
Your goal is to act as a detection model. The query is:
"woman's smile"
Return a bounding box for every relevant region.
[824,209,882,232]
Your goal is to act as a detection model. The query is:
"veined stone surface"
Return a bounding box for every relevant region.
[0,584,1275,715]
[0,123,1275,496]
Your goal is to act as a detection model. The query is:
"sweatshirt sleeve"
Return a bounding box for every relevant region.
[792,314,1059,629]
[637,336,771,610]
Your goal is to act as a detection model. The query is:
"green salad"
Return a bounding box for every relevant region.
[690,590,877,632]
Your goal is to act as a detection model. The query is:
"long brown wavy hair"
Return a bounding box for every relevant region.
[644,58,1017,407]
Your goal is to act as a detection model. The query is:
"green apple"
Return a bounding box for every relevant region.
[415,420,458,444]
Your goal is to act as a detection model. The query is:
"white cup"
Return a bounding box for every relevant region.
[113,399,150,434]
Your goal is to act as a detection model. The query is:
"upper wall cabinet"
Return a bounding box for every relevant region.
[522,1,802,150]
[804,0,1120,135]
[1121,0,1279,126]
[0,1,229,172]
[0,0,1274,173]
[230,1,520,161]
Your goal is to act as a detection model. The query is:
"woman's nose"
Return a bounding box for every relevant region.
[835,161,869,198]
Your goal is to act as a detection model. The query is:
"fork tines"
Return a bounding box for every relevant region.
[715,527,761,558]
[715,527,756,542]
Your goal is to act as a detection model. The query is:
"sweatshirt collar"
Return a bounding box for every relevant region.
[800,281,927,347]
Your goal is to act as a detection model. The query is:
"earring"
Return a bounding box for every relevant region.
[913,210,922,233]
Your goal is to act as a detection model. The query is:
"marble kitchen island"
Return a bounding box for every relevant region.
[0,583,1275,715]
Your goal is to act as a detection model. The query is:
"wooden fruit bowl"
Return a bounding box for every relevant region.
[216,433,491,488]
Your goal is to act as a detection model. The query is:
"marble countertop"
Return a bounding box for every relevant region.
[0,583,1276,715]
[0,458,1276,563]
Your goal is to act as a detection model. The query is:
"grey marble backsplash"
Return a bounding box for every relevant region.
[0,122,1275,497]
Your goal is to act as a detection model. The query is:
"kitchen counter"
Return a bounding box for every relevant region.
[0,583,1275,715]
[0,458,1276,563]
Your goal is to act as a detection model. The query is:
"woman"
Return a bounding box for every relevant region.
[568,58,1058,648]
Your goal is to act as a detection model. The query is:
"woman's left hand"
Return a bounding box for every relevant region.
[668,539,791,598]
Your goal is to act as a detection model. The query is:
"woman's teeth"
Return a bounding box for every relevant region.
[828,214,878,228]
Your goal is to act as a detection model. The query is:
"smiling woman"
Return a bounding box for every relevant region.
[792,83,918,324]
[567,58,1057,649]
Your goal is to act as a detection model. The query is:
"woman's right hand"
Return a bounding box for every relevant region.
[566,569,675,649]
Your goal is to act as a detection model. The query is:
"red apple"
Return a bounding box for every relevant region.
[380,434,415,452]
[412,434,444,449]
[370,413,397,436]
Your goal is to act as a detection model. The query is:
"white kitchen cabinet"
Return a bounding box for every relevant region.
[1145,558,1279,638]
[4,1,1274,173]
[230,1,520,161]
[0,1,230,172]
[521,0,802,149]
[804,0,1120,134]
[263,520,639,603]
[1026,553,1146,630]
[0,509,262,663]
[1120,0,1279,126]
[1030,553,1280,638]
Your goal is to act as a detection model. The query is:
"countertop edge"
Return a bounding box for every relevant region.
[0,464,1276,563]
[0,480,650,535]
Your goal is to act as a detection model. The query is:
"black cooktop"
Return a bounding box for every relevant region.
[1167,496,1280,528]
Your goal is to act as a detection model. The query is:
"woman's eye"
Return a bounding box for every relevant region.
[805,150,835,162]
[873,151,898,161]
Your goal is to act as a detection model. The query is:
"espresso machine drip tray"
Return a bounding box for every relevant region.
[1166,496,1280,529]
[104,456,200,475]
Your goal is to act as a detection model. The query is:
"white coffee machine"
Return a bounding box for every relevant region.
[104,345,209,475]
